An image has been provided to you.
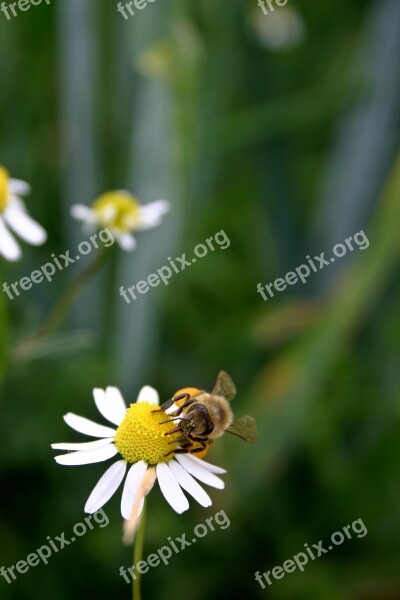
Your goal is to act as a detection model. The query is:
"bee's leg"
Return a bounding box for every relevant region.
[151,399,174,413]
[164,439,191,457]
[165,444,194,457]
[167,435,188,445]
[157,399,196,424]
[171,443,207,456]
[188,445,207,455]
[152,393,192,414]
[167,437,210,457]
[167,448,191,456]
[173,398,196,416]
[164,432,200,457]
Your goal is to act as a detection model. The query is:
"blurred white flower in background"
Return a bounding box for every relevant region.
[0,165,47,262]
[247,6,305,52]
[71,191,170,251]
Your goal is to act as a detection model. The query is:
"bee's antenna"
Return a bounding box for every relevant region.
[158,416,187,425]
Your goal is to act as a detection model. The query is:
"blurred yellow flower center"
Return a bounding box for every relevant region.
[114,402,181,465]
[0,167,10,213]
[92,191,141,231]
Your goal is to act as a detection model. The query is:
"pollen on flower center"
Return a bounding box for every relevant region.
[0,167,10,213]
[93,191,141,232]
[114,402,181,465]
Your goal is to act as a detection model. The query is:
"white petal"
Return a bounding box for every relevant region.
[136,385,159,405]
[84,459,127,513]
[63,413,117,438]
[0,216,21,261]
[136,200,170,231]
[93,387,126,426]
[54,443,118,465]
[123,467,156,543]
[105,387,127,424]
[168,460,212,507]
[156,462,189,514]
[176,454,225,489]
[70,204,97,225]
[51,438,114,451]
[4,202,47,246]
[9,178,31,196]
[92,389,111,423]
[101,205,117,222]
[120,461,148,519]
[182,453,227,474]
[114,231,137,251]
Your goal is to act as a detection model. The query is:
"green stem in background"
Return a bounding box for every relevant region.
[133,503,146,600]
[11,247,111,362]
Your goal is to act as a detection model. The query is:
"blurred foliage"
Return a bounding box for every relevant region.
[1,1,400,600]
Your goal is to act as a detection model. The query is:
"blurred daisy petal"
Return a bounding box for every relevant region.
[136,199,170,230]
[9,178,31,195]
[0,216,21,261]
[114,231,137,251]
[70,203,97,224]
[4,202,47,245]
[0,166,46,262]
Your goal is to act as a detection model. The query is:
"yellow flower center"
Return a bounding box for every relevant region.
[114,402,181,465]
[0,166,10,213]
[92,191,141,232]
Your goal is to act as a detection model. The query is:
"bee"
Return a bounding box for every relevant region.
[155,371,257,457]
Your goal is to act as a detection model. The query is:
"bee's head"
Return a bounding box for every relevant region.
[181,404,214,436]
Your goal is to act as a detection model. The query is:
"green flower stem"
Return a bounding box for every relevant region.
[11,246,110,362]
[133,503,146,600]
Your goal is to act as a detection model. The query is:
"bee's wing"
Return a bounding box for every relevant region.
[211,371,236,402]
[226,416,257,443]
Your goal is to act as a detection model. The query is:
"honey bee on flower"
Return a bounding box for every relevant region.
[51,374,256,543]
[52,385,225,524]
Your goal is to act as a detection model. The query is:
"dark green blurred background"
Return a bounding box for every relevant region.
[1,0,400,598]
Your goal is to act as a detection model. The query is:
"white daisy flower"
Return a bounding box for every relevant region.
[70,191,170,251]
[0,165,47,262]
[52,385,226,530]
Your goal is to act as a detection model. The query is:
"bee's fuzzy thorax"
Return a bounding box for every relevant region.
[205,395,234,439]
